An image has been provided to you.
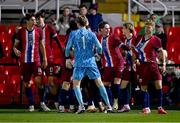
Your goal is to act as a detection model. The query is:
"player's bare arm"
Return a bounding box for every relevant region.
[40,40,47,69]
[13,40,21,57]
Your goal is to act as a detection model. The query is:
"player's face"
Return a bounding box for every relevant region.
[101,24,110,37]
[80,7,87,16]
[64,8,70,16]
[27,16,36,27]
[36,17,44,26]
[151,15,157,22]
[145,24,153,35]
[122,26,128,35]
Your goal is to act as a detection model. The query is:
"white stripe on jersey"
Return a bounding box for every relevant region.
[25,30,28,63]
[31,30,35,62]
[105,37,114,67]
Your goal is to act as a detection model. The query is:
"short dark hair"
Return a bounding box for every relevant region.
[98,21,109,29]
[79,4,87,9]
[20,17,26,25]
[123,22,134,33]
[25,13,35,21]
[64,6,70,10]
[35,12,45,19]
[76,15,88,27]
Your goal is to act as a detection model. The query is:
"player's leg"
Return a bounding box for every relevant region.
[46,64,59,110]
[152,62,167,114]
[34,64,50,111]
[87,67,113,112]
[112,66,124,110]
[101,67,113,108]
[118,80,130,112]
[141,85,151,114]
[59,81,71,112]
[155,80,167,114]
[118,66,131,112]
[22,63,34,112]
[72,67,85,114]
[139,63,151,114]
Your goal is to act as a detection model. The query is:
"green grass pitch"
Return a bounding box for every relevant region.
[0,109,180,122]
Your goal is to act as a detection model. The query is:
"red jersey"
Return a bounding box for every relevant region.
[53,35,67,67]
[41,24,58,63]
[134,35,162,62]
[15,26,42,65]
[98,34,124,67]
[121,36,136,64]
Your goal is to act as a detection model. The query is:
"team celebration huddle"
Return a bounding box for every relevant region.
[12,8,167,115]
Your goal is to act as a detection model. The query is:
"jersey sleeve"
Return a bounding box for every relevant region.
[15,28,22,43]
[92,32,102,54]
[38,28,43,41]
[48,24,58,38]
[153,36,162,51]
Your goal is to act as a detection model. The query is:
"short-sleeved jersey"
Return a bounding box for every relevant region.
[98,34,124,67]
[121,36,136,64]
[41,24,58,63]
[15,26,42,65]
[134,35,162,62]
[65,28,102,67]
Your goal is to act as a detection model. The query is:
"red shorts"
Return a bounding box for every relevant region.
[139,62,162,86]
[122,64,132,81]
[43,63,54,76]
[102,67,123,82]
[55,67,73,84]
[21,62,42,82]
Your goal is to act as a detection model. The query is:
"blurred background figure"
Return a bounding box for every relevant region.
[54,7,75,35]
[155,22,167,50]
[87,3,103,33]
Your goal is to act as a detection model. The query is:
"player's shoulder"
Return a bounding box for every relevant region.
[34,26,42,31]
[152,35,161,40]
[46,24,55,30]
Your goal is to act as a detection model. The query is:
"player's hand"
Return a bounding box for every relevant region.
[161,64,166,74]
[66,59,73,69]
[14,48,21,57]
[94,53,101,62]
[42,60,48,69]
[132,59,140,71]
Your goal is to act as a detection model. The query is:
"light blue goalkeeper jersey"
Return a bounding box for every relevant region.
[65,27,102,67]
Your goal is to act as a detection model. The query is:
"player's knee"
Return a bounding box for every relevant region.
[48,76,54,83]
[155,80,162,89]
[24,82,31,88]
[141,86,148,92]
[121,80,128,89]
[35,77,42,88]
[73,80,81,87]
[62,81,71,91]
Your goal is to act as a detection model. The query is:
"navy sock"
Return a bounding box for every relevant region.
[59,89,67,105]
[157,89,163,107]
[121,88,130,105]
[69,89,76,105]
[141,91,149,108]
[113,84,121,99]
[105,86,113,106]
[87,98,93,106]
[25,87,34,106]
[38,87,45,102]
